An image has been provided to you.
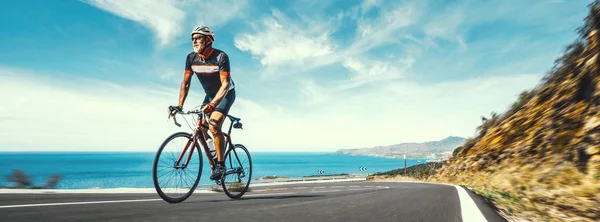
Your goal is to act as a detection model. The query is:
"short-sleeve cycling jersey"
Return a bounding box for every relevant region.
[184,48,235,96]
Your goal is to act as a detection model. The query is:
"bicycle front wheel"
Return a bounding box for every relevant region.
[152,132,203,203]
[221,144,252,199]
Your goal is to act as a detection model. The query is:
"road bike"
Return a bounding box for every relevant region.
[152,106,252,203]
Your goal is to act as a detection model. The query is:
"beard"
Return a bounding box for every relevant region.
[193,44,205,54]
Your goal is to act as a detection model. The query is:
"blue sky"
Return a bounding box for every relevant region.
[0,0,593,152]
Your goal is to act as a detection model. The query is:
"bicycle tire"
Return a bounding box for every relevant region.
[152,132,203,203]
[221,144,252,199]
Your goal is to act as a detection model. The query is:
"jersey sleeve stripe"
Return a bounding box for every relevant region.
[220,71,230,76]
[184,70,192,74]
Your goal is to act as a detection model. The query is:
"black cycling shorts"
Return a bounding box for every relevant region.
[203,89,236,115]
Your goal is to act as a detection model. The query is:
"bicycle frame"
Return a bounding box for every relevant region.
[173,111,240,171]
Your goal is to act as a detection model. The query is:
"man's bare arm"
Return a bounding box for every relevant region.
[209,72,231,106]
[178,72,193,107]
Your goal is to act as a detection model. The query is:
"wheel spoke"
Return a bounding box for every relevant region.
[152,133,203,203]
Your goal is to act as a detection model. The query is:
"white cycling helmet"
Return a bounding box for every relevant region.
[191,26,216,42]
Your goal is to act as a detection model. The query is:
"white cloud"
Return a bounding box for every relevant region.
[349,2,418,53]
[0,67,182,151]
[422,2,467,50]
[457,36,467,51]
[444,0,589,35]
[83,0,185,47]
[297,79,332,105]
[341,55,411,87]
[290,73,544,150]
[424,5,464,39]
[158,69,180,82]
[234,9,336,77]
[281,75,544,150]
[83,0,247,47]
[0,66,544,152]
[187,0,248,30]
[336,42,423,91]
[361,0,380,14]
[10,0,584,153]
[0,67,289,152]
[229,98,283,121]
[234,2,419,81]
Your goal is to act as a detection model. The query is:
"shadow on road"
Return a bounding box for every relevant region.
[209,194,324,202]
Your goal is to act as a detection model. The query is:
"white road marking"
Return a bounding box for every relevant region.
[293,187,308,190]
[331,186,345,188]
[314,186,326,189]
[454,185,488,222]
[272,188,288,191]
[348,186,360,188]
[0,199,162,209]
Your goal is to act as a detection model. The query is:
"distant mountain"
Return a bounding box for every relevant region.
[335,136,466,159]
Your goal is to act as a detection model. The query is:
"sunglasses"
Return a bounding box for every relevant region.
[191,36,206,41]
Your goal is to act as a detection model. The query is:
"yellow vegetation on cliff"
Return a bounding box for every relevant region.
[434,2,600,221]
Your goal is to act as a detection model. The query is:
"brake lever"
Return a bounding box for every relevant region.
[173,115,182,127]
[168,112,182,127]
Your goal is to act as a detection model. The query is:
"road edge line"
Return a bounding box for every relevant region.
[454,185,488,222]
[0,199,162,209]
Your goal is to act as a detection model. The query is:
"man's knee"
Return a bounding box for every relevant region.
[208,122,222,135]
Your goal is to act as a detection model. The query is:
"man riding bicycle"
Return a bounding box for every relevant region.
[169,25,236,181]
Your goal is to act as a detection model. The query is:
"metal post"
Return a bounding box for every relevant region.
[404,154,407,176]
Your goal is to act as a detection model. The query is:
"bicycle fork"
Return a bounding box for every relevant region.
[174,138,196,169]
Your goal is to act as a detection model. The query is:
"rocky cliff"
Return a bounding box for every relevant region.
[434,3,600,221]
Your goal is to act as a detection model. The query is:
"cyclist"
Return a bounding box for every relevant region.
[169,25,236,180]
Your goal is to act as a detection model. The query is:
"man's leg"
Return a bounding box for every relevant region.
[200,119,211,140]
[208,90,235,180]
[209,90,235,163]
[208,111,226,180]
[208,111,226,162]
[200,95,213,142]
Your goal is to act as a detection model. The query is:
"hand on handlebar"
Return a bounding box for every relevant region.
[166,104,216,128]
[200,103,216,114]
[167,105,183,127]
[168,105,183,117]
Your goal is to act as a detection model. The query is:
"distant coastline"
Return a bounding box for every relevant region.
[334,136,466,160]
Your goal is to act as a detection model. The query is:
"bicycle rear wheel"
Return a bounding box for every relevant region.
[152,132,203,203]
[221,144,252,199]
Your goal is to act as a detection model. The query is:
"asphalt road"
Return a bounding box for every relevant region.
[0,181,506,222]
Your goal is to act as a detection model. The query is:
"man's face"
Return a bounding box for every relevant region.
[192,34,210,53]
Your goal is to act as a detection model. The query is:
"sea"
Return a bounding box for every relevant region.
[0,152,427,189]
